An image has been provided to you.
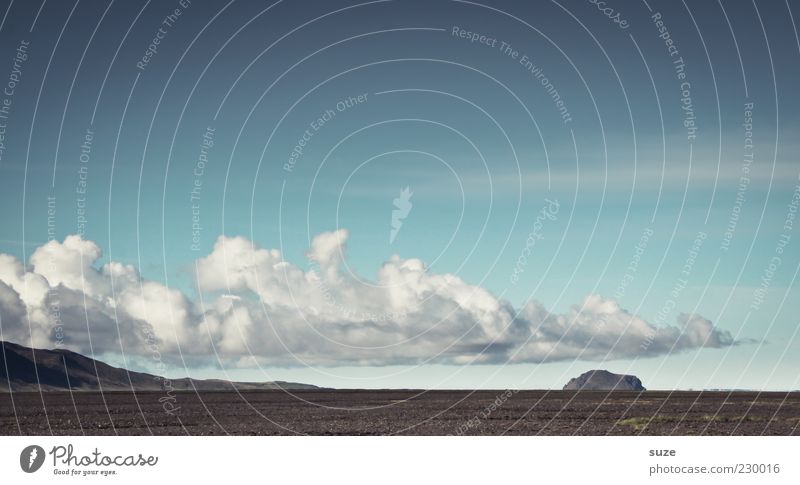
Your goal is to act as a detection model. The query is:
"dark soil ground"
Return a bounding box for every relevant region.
[1,390,798,435]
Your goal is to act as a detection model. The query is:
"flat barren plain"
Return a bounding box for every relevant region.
[2,390,798,436]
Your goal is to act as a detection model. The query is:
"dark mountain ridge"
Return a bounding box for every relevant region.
[0,340,320,392]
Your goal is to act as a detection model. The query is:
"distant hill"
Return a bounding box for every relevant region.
[0,341,320,392]
[563,369,645,391]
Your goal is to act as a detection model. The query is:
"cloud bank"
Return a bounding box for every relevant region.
[0,233,738,368]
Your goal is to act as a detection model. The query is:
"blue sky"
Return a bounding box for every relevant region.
[0,0,798,390]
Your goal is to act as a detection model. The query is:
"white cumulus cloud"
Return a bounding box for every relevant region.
[0,232,741,368]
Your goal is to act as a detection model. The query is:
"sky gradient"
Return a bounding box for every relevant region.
[0,0,799,390]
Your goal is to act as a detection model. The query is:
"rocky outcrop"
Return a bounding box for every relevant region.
[563,369,645,391]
